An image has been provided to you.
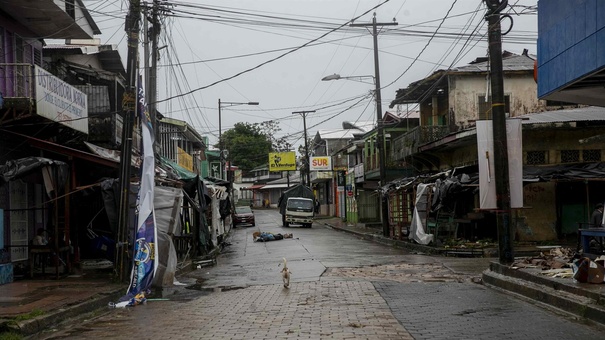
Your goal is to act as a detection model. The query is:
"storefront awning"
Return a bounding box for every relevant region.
[244,184,265,190]
[260,183,291,190]
[6,130,119,168]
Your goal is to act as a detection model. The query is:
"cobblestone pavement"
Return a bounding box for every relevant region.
[35,281,413,340]
[324,263,470,283]
[29,211,605,339]
[373,280,604,340]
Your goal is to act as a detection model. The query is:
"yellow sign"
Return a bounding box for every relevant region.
[269,152,296,172]
[177,147,193,171]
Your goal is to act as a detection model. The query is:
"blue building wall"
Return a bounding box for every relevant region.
[537,0,605,98]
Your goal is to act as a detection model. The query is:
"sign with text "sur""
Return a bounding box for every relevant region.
[310,156,332,171]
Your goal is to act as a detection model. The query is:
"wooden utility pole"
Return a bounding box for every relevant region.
[485,0,514,263]
[148,0,160,150]
[350,14,398,238]
[116,0,141,281]
[293,110,315,186]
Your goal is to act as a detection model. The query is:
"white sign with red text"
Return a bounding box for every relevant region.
[310,156,332,171]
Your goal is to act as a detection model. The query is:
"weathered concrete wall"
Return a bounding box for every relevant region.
[449,74,546,128]
[515,182,557,242]
[437,144,478,170]
[523,127,605,164]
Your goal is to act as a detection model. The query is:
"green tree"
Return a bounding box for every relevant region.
[218,122,270,172]
[258,120,292,152]
[218,121,293,172]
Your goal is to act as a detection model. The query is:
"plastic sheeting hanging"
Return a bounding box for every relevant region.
[409,183,434,245]
[152,185,183,288]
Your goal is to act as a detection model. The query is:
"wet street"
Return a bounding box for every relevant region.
[32,209,604,339]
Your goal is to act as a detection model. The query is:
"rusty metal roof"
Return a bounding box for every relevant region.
[454,53,536,73]
[520,106,605,124]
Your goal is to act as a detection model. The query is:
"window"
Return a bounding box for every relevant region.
[561,150,579,163]
[583,149,601,162]
[0,29,4,63]
[526,151,547,165]
[478,95,511,120]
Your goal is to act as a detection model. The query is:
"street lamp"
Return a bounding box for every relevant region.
[218,99,259,179]
[322,73,380,225]
[321,73,375,84]
[321,19,394,236]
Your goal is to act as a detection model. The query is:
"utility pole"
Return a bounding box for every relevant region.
[350,13,397,238]
[293,110,314,186]
[485,0,514,263]
[148,0,160,151]
[116,0,141,282]
[219,100,259,180]
[218,99,223,179]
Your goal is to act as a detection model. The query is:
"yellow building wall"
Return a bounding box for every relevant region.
[514,182,558,242]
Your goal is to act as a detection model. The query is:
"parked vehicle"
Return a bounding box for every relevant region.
[278,184,314,228]
[233,205,255,227]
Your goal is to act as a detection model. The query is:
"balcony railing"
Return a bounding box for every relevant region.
[0,63,35,99]
[391,126,451,160]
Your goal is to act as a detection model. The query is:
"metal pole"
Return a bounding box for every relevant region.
[303,112,310,187]
[218,98,223,180]
[351,14,397,238]
[342,170,347,222]
[485,0,514,263]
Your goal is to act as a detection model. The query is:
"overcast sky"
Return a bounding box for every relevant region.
[86,0,538,150]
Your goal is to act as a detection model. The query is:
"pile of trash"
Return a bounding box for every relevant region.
[512,247,605,283]
[571,256,605,283]
[511,247,575,271]
[109,290,149,308]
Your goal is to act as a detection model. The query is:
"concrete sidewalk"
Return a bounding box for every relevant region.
[318,216,605,328]
[0,271,123,336]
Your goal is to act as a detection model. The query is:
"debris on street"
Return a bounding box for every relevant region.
[571,256,605,284]
[511,247,605,284]
[511,247,575,271]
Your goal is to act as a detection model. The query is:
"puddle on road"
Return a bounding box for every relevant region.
[185,283,245,292]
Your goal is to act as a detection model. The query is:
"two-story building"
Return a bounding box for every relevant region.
[0,1,118,283]
[387,50,605,245]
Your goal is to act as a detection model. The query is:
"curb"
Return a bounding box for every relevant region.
[322,222,461,256]
[6,288,123,337]
[321,221,544,258]
[483,262,605,327]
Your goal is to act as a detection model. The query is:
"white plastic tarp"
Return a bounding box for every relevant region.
[152,185,183,287]
[209,185,229,247]
[409,183,434,245]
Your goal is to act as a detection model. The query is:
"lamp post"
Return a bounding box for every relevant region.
[350,13,397,238]
[218,99,259,179]
[321,74,376,84]
[322,74,376,223]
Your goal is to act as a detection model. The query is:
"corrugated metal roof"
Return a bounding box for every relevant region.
[316,130,357,140]
[454,54,535,73]
[520,106,605,124]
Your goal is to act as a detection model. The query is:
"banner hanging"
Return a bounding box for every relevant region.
[476,119,523,209]
[123,76,158,300]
